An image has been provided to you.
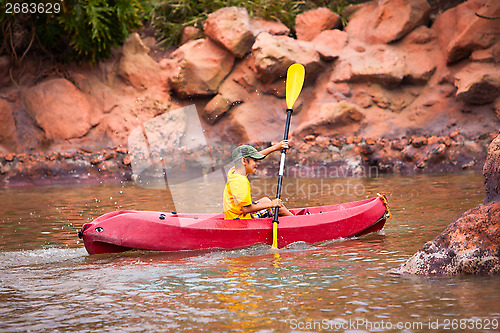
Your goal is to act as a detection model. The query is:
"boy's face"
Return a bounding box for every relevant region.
[243,157,258,174]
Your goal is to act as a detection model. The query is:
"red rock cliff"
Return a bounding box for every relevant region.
[0,0,499,185]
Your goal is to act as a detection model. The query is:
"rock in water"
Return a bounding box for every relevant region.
[484,134,500,204]
[391,134,500,275]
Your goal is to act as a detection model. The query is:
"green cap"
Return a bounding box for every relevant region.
[232,145,265,161]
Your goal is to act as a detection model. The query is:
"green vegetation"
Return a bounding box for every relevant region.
[143,0,366,48]
[1,0,365,65]
[1,0,142,65]
[58,0,142,64]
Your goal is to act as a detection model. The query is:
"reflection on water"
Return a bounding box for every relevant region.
[1,171,499,332]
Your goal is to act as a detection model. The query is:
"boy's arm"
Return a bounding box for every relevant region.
[241,199,283,215]
[258,140,289,156]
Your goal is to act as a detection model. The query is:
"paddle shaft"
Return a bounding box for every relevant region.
[272,108,293,224]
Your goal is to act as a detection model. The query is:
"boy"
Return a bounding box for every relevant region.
[223,141,294,220]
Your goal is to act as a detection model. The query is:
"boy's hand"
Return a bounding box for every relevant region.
[273,140,290,151]
[259,140,291,157]
[270,198,284,208]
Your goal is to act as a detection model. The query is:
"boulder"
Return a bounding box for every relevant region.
[168,39,235,98]
[92,87,118,116]
[391,134,500,275]
[228,56,261,93]
[295,8,341,42]
[204,94,238,125]
[346,0,431,44]
[118,33,164,90]
[331,42,436,87]
[251,32,323,83]
[251,19,290,36]
[24,78,92,141]
[455,62,500,104]
[204,7,255,58]
[470,43,500,63]
[312,30,348,61]
[293,101,365,138]
[204,76,250,124]
[225,95,285,143]
[403,25,438,45]
[484,134,500,204]
[94,94,175,150]
[432,0,500,64]
[0,99,17,151]
[181,26,203,45]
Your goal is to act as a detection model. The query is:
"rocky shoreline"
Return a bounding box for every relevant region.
[0,148,131,186]
[1,131,496,187]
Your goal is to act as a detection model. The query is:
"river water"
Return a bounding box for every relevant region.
[1,171,499,332]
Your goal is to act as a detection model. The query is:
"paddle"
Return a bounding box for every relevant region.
[272,63,305,249]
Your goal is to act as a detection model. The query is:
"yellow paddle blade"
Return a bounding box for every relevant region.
[272,222,278,248]
[286,63,305,109]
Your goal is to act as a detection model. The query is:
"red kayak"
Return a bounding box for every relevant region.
[79,196,390,255]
